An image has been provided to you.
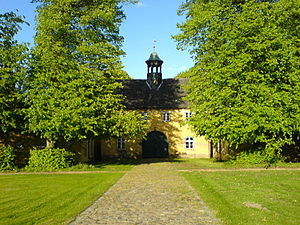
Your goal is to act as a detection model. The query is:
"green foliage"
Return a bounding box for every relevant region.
[175,67,190,78]
[67,163,96,171]
[174,0,300,154]
[26,0,146,144]
[232,149,284,166]
[26,148,75,171]
[0,12,29,135]
[0,145,16,171]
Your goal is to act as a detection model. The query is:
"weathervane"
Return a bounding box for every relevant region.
[153,40,157,52]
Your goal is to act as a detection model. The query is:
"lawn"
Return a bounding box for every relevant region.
[0,172,123,225]
[181,170,300,225]
[172,158,300,170]
[61,159,138,172]
[172,158,230,170]
[1,158,299,225]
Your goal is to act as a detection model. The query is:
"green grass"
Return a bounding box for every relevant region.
[0,173,123,225]
[172,158,229,169]
[63,160,137,172]
[181,170,300,225]
[13,159,138,172]
[172,158,300,170]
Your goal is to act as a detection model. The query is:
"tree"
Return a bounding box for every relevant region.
[0,11,29,140]
[26,0,145,147]
[173,0,300,157]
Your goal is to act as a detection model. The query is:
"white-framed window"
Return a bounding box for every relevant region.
[185,137,194,149]
[140,112,148,120]
[185,111,192,121]
[117,138,126,150]
[162,112,171,122]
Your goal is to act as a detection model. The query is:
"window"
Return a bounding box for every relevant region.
[117,138,125,150]
[140,112,148,120]
[185,137,194,149]
[185,111,192,121]
[162,112,170,122]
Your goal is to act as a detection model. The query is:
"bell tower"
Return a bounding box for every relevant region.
[146,51,163,90]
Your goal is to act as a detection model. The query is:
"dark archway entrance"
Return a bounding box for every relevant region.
[142,131,169,158]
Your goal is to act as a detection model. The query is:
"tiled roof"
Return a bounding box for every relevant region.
[119,78,189,110]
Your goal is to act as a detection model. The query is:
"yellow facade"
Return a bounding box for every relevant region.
[81,52,213,160]
[100,109,210,159]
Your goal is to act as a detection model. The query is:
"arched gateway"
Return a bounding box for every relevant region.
[142,131,169,158]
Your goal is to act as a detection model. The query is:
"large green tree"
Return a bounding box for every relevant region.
[174,0,300,155]
[0,12,28,139]
[26,0,145,147]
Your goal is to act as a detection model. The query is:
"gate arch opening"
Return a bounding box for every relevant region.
[142,131,169,158]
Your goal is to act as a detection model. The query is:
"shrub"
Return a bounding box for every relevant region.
[232,148,284,167]
[68,163,95,171]
[0,145,16,171]
[26,148,75,171]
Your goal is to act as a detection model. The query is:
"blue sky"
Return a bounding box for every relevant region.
[1,0,193,79]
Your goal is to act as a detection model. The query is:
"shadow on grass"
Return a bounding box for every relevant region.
[90,157,185,169]
[86,158,239,171]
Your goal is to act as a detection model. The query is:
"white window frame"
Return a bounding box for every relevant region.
[117,138,126,151]
[185,111,192,121]
[162,112,171,122]
[185,136,194,149]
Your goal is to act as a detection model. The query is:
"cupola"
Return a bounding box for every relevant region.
[146,51,164,90]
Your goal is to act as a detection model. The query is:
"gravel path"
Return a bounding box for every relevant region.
[70,162,220,225]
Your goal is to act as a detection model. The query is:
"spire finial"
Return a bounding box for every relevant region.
[153,40,157,52]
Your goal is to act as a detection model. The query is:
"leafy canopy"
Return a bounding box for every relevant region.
[173,0,300,152]
[0,11,29,136]
[26,0,146,144]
